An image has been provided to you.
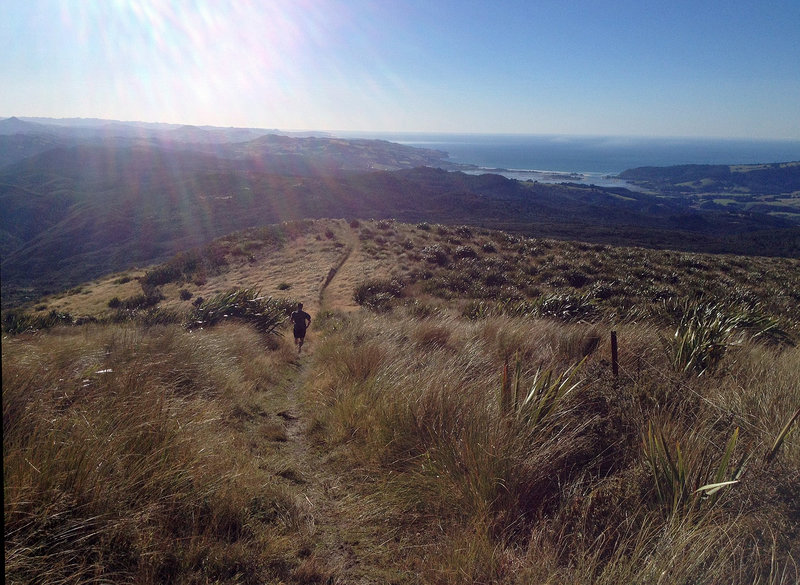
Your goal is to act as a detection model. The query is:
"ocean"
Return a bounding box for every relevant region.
[337,132,800,188]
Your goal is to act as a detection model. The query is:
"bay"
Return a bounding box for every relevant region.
[338,132,800,188]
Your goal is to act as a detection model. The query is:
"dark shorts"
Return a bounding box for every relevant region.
[293,326,307,339]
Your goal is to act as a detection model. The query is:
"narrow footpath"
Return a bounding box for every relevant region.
[268,226,402,583]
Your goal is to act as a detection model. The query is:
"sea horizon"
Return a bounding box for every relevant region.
[336,131,800,188]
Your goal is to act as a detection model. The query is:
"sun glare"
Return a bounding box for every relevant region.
[58,0,376,128]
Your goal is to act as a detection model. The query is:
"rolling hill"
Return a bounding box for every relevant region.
[3,118,800,308]
[4,217,799,584]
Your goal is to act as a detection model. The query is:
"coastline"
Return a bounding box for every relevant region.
[457,166,641,189]
[339,131,800,188]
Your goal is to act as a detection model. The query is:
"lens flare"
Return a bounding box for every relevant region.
[50,0,406,130]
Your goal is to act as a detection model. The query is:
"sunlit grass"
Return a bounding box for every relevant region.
[4,219,799,584]
[3,322,309,584]
[300,308,799,583]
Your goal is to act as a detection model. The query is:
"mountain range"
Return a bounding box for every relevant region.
[2,117,799,308]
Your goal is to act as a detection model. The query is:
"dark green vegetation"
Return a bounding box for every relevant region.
[619,161,800,194]
[620,161,800,223]
[3,118,800,308]
[4,220,799,583]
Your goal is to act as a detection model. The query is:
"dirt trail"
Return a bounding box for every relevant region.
[270,230,398,583]
[318,226,361,313]
[274,358,393,583]
[318,224,396,314]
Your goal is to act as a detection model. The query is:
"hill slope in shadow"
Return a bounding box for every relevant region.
[2,138,799,307]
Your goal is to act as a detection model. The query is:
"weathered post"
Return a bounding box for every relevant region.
[501,355,511,415]
[611,330,619,379]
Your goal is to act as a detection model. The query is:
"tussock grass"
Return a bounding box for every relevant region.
[5,219,799,583]
[188,287,294,336]
[300,309,800,583]
[4,322,311,584]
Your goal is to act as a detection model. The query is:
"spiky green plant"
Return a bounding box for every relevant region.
[665,300,789,375]
[515,359,583,428]
[643,423,745,518]
[764,407,800,467]
[188,288,293,336]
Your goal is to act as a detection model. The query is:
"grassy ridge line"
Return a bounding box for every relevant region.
[4,153,799,309]
[19,219,800,338]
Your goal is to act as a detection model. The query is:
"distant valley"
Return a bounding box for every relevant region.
[2,117,799,308]
[620,162,800,223]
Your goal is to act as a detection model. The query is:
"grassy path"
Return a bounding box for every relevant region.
[319,222,397,314]
[268,238,404,583]
[269,354,404,583]
[318,224,361,313]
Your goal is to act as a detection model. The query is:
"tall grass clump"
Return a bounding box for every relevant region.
[305,313,615,545]
[4,322,312,584]
[300,308,799,583]
[353,278,404,312]
[189,288,294,336]
[663,299,791,375]
[2,308,74,334]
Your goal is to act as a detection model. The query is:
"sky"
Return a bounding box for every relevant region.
[2,0,799,139]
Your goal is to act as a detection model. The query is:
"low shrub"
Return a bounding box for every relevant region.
[353,279,404,312]
[455,225,473,239]
[189,288,292,336]
[455,245,479,259]
[2,309,74,334]
[564,269,591,288]
[121,291,164,311]
[536,293,599,322]
[421,244,449,266]
[141,264,183,288]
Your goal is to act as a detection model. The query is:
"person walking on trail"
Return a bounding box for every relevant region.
[290,303,312,353]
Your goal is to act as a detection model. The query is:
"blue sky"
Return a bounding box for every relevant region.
[2,0,799,138]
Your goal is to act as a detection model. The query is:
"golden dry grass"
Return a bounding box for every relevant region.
[299,308,799,583]
[3,321,319,584]
[5,219,800,584]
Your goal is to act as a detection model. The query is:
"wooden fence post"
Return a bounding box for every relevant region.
[611,330,619,379]
[501,355,511,415]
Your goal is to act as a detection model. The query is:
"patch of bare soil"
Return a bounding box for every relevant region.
[269,352,405,583]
